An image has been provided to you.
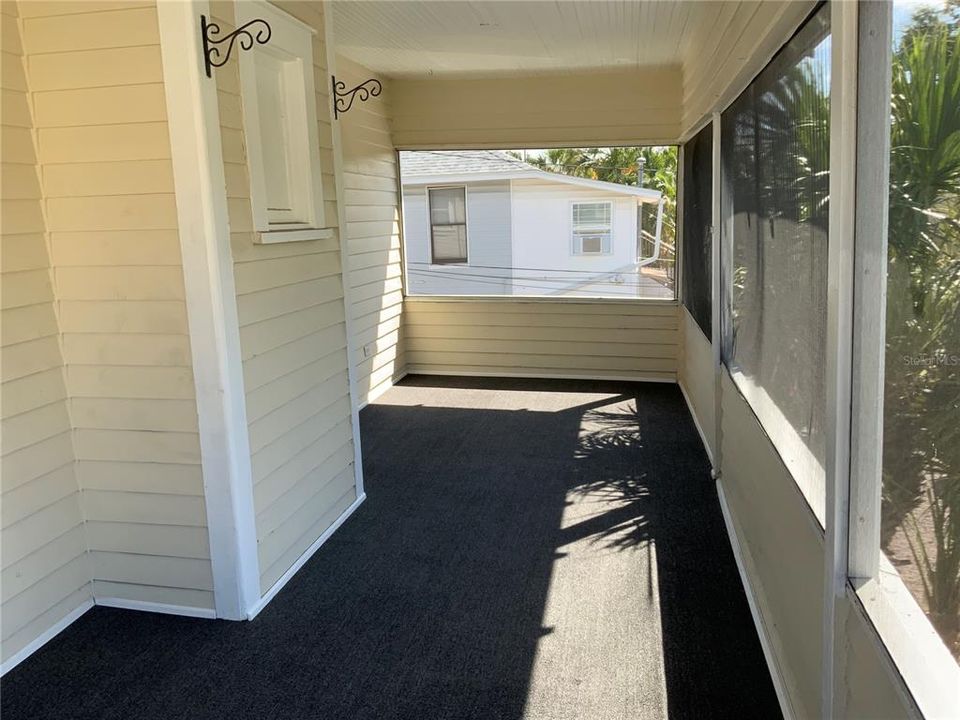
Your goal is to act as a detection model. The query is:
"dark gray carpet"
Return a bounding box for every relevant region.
[1,375,781,720]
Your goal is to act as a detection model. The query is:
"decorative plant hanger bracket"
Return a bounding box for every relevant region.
[201,14,272,78]
[332,76,382,119]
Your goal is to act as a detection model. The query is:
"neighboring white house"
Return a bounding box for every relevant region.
[400,151,670,297]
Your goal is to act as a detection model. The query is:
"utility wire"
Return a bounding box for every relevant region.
[406,260,671,276]
[406,269,673,297]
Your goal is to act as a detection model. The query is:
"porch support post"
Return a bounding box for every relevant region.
[847,0,892,585]
[710,111,723,479]
[823,0,859,715]
[157,0,261,620]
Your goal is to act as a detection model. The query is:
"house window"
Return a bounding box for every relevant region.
[429,187,468,264]
[571,202,612,255]
[237,1,326,240]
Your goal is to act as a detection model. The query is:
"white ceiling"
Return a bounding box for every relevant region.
[331,1,740,79]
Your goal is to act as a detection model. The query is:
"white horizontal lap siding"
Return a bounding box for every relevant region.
[1,1,91,668]
[338,56,406,405]
[17,0,214,613]
[215,2,356,594]
[403,181,513,297]
[403,299,678,381]
[678,306,716,462]
[680,1,815,139]
[390,68,683,148]
[718,370,822,719]
[510,181,638,294]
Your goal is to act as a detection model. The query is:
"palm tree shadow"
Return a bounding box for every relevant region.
[563,402,658,553]
[561,394,783,719]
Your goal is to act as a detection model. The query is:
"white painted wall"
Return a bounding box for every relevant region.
[677,306,715,464]
[403,179,643,296]
[10,0,216,626]
[337,56,406,407]
[510,180,638,295]
[1,1,91,671]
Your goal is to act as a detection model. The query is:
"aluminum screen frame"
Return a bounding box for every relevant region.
[719,3,832,522]
[680,123,713,338]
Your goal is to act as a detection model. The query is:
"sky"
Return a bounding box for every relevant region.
[893,0,952,41]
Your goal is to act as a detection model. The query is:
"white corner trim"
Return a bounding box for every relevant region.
[716,480,797,720]
[157,0,260,621]
[824,3,859,715]
[94,598,217,620]
[0,599,94,676]
[247,493,366,620]
[678,380,714,467]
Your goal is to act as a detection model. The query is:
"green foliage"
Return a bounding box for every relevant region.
[883,5,960,654]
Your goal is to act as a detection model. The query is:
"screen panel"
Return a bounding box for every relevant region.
[680,123,713,337]
[720,4,832,522]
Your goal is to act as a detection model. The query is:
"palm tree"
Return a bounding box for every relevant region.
[883,8,960,655]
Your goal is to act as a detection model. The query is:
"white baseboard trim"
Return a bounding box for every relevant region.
[404,368,677,384]
[1,598,94,676]
[94,598,217,619]
[716,480,796,720]
[678,379,715,467]
[247,492,366,620]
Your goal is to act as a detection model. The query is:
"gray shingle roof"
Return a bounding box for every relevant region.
[400,150,534,177]
[399,149,663,203]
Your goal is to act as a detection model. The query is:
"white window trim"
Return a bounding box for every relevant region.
[237,0,326,241]
[845,3,960,717]
[853,559,960,719]
[426,185,469,266]
[822,5,859,714]
[256,227,334,244]
[570,199,614,256]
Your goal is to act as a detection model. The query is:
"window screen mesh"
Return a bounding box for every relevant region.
[681,123,713,337]
[720,4,831,522]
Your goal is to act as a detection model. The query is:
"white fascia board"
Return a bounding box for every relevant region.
[402,169,663,203]
[402,170,541,185]
[536,171,663,202]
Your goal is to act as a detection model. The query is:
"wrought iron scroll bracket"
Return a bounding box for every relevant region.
[332,76,383,119]
[201,14,271,78]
